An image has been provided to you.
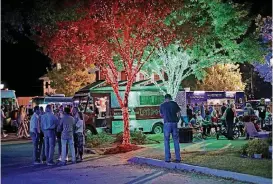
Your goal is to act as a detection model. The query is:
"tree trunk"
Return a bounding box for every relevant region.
[122,106,130,145]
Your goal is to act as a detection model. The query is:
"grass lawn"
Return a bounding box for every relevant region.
[146,134,248,151]
[145,134,272,179]
[149,150,272,179]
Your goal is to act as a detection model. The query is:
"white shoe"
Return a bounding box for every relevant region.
[66,156,69,162]
[34,161,41,165]
[3,134,8,138]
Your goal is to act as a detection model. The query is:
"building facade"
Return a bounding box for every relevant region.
[39,75,56,96]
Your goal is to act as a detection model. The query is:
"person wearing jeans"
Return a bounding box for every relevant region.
[160,94,181,163]
[39,107,46,163]
[75,111,85,161]
[163,123,181,162]
[39,131,46,163]
[58,107,76,165]
[41,105,59,166]
[56,110,68,162]
[29,106,41,164]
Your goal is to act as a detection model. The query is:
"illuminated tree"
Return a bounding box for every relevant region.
[142,43,193,99]
[195,64,246,91]
[166,0,265,66]
[38,0,173,145]
[253,16,272,83]
[46,63,96,96]
[142,0,264,99]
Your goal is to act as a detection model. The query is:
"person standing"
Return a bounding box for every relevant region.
[17,106,29,138]
[1,106,8,138]
[193,103,199,115]
[257,98,267,129]
[224,103,236,140]
[244,103,255,116]
[41,105,58,165]
[203,110,212,136]
[75,111,85,161]
[39,106,46,163]
[72,107,79,158]
[56,108,63,161]
[186,105,193,124]
[56,109,68,162]
[58,107,76,165]
[160,94,181,163]
[29,106,41,164]
[11,107,19,132]
[221,103,227,116]
[200,102,205,118]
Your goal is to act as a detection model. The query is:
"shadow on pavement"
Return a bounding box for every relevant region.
[1,155,112,177]
[124,171,166,184]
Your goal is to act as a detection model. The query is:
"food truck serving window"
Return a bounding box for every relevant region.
[140,95,164,106]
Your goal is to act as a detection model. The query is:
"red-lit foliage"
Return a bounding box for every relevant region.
[38,0,174,145]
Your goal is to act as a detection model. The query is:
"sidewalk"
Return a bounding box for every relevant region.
[128,156,272,184]
[1,133,31,144]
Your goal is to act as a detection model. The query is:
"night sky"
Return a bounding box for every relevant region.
[1,0,272,97]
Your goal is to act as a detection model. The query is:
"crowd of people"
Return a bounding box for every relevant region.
[185,98,272,140]
[29,104,85,165]
[160,94,272,163]
[1,104,34,138]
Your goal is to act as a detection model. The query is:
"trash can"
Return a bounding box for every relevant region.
[179,128,193,143]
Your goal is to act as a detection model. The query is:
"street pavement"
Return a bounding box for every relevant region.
[1,142,250,184]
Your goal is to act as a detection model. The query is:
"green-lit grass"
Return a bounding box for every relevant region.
[146,133,165,143]
[145,134,272,178]
[146,134,248,151]
[147,149,272,179]
[183,151,272,179]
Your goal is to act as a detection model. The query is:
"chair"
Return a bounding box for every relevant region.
[244,122,270,139]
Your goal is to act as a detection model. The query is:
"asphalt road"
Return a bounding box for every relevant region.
[1,142,250,184]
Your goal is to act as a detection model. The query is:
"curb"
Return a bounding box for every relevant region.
[128,156,272,184]
[1,139,31,142]
[1,140,32,145]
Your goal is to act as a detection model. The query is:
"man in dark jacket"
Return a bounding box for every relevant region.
[186,105,193,122]
[221,103,227,116]
[225,103,235,140]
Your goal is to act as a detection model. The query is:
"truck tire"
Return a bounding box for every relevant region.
[152,123,163,134]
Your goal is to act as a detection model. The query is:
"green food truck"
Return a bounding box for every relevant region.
[73,80,172,135]
[74,80,246,135]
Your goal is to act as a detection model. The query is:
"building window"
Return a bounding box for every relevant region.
[45,82,49,89]
[139,73,145,81]
[154,74,160,81]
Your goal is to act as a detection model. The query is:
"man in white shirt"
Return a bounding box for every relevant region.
[29,106,41,164]
[41,105,59,165]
